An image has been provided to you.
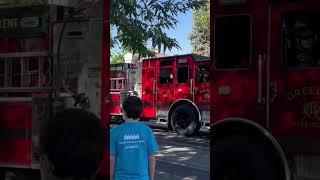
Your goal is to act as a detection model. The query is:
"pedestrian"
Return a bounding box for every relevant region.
[39,108,107,180]
[110,96,159,180]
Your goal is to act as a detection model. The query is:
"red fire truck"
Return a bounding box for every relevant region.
[0,1,110,179]
[110,63,139,122]
[211,0,320,179]
[110,54,210,136]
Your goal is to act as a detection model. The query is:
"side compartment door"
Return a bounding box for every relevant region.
[211,0,268,125]
[194,61,210,122]
[156,58,175,120]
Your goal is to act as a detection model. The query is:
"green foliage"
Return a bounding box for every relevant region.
[190,0,210,56]
[111,53,125,64]
[193,1,210,30]
[111,0,206,57]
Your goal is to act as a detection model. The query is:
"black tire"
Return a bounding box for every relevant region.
[212,135,285,180]
[0,169,5,180]
[171,104,200,136]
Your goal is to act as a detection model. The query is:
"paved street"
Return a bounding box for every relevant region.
[153,128,210,180]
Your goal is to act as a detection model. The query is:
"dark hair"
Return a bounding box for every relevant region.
[39,108,107,179]
[122,96,143,119]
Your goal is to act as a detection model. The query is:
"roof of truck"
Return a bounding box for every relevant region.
[142,54,209,62]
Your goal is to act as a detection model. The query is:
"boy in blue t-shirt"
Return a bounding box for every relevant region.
[110,96,159,180]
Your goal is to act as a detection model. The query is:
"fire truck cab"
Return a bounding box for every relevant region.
[212,0,320,179]
[110,54,210,136]
[141,54,210,136]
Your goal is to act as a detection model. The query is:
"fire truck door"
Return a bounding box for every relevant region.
[194,62,210,106]
[269,3,320,138]
[212,0,269,125]
[174,56,194,101]
[156,59,175,119]
[141,60,156,118]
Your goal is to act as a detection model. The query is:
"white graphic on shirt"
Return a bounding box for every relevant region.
[119,134,145,150]
[124,134,140,140]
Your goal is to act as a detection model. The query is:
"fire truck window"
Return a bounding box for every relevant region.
[177,67,189,84]
[198,66,210,83]
[160,68,173,84]
[215,15,251,69]
[282,12,320,67]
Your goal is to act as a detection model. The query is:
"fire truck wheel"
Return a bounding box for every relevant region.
[212,135,284,180]
[0,169,4,180]
[171,104,200,136]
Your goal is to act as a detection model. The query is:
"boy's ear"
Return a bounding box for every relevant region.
[122,110,128,119]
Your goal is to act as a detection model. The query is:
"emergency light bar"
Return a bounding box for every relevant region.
[218,0,247,5]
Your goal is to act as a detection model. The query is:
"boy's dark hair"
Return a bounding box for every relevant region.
[122,96,143,119]
[39,108,107,179]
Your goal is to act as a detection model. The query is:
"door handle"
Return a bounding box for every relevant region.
[190,78,194,95]
[153,80,157,94]
[269,81,278,103]
[257,53,266,104]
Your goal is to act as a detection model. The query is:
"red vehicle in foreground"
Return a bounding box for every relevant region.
[211,0,320,179]
[110,54,210,136]
[0,2,110,179]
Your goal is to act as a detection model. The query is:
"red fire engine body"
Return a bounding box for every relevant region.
[110,54,210,136]
[211,0,320,179]
[0,2,110,179]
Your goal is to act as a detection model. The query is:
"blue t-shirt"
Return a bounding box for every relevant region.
[110,122,159,180]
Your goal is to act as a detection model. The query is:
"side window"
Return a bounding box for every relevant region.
[160,68,173,84]
[215,15,251,69]
[282,12,320,67]
[198,65,210,83]
[177,66,189,84]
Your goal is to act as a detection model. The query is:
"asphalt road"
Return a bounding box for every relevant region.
[153,129,210,180]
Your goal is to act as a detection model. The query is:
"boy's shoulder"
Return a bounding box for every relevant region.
[110,123,125,134]
[111,122,153,134]
[137,122,153,131]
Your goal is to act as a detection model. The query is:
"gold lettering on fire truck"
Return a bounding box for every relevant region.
[295,101,320,128]
[288,87,320,101]
[303,102,320,119]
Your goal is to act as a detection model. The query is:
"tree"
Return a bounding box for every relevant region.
[111,53,125,64]
[190,0,210,56]
[111,0,206,58]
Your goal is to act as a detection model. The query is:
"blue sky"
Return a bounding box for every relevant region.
[163,10,193,55]
[111,10,194,56]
